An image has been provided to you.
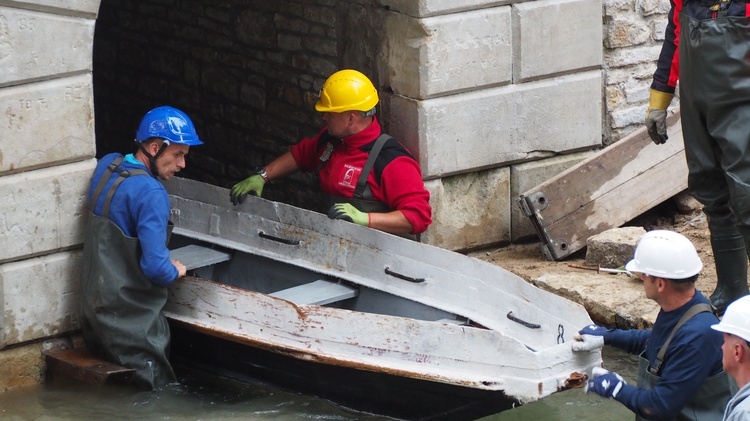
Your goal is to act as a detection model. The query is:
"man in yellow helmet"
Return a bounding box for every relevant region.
[230,69,432,237]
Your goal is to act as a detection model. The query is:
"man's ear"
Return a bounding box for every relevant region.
[737,342,746,363]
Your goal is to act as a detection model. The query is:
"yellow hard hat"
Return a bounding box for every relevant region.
[315,69,379,113]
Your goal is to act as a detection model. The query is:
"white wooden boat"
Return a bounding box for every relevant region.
[163,177,601,420]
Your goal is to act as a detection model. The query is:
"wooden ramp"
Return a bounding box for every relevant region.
[46,348,135,385]
[517,112,686,261]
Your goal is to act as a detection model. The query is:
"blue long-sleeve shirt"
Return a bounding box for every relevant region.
[604,291,724,420]
[87,153,178,286]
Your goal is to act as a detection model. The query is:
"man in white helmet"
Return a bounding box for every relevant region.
[711,295,750,420]
[572,230,732,420]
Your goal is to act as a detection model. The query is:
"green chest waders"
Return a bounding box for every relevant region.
[80,157,176,389]
[678,12,750,314]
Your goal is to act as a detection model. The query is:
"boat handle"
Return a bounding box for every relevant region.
[507,311,541,329]
[258,231,301,245]
[384,267,425,283]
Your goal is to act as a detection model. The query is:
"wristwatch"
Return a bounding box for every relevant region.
[255,167,269,182]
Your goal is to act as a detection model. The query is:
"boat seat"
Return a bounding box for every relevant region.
[270,280,358,306]
[170,244,232,270]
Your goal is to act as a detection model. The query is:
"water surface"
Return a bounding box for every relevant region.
[0,347,637,420]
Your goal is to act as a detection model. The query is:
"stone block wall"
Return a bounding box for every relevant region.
[0,1,97,390]
[383,0,604,249]
[0,0,673,390]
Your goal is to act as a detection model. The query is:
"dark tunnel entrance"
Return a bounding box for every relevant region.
[91,0,382,211]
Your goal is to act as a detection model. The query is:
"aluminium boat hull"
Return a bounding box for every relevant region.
[162,177,601,420]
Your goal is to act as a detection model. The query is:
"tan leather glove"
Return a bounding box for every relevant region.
[644,89,674,145]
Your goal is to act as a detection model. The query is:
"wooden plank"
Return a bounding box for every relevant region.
[518,112,686,260]
[45,348,135,385]
[270,280,358,305]
[170,244,232,270]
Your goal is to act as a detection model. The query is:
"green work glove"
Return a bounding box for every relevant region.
[230,174,265,205]
[327,203,369,226]
[644,89,674,145]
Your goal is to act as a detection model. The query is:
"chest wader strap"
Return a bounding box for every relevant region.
[649,303,714,375]
[353,133,392,200]
[89,156,151,219]
[314,132,338,175]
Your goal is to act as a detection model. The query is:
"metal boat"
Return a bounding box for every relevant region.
[163,177,601,420]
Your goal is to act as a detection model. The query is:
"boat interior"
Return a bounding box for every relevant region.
[168,233,471,327]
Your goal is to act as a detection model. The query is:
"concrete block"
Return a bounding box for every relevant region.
[376,0,522,18]
[0,159,95,263]
[0,342,43,392]
[0,251,82,348]
[585,227,645,269]
[0,7,94,87]
[388,70,602,179]
[1,74,95,175]
[421,166,510,251]
[384,7,512,99]
[512,0,603,82]
[510,151,594,242]
[5,0,100,17]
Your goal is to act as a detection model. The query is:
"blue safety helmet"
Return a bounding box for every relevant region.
[135,106,203,146]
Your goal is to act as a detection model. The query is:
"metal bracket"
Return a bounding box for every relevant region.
[517,191,548,216]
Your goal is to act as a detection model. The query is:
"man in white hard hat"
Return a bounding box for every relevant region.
[572,230,733,420]
[711,295,750,420]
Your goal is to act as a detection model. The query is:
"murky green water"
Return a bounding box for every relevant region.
[0,347,636,420]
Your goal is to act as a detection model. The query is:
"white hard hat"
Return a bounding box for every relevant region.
[624,230,702,280]
[712,295,750,342]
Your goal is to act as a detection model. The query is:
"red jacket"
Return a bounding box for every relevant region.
[651,0,750,93]
[291,117,432,235]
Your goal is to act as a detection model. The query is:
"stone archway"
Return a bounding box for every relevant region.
[1,0,616,391]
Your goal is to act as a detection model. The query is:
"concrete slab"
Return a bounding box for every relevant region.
[1,74,95,175]
[422,166,510,251]
[4,0,100,17]
[0,7,94,87]
[0,250,82,348]
[512,0,603,82]
[376,0,521,18]
[388,70,603,179]
[383,7,512,99]
[0,159,95,263]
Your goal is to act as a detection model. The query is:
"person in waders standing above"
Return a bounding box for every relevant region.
[80,106,203,389]
[644,0,750,316]
[229,69,431,239]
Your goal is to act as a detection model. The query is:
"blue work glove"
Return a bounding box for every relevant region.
[586,367,626,398]
[578,324,608,337]
[327,203,369,226]
[230,174,265,205]
[644,89,674,145]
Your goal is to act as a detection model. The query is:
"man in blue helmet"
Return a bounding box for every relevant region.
[80,106,203,389]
